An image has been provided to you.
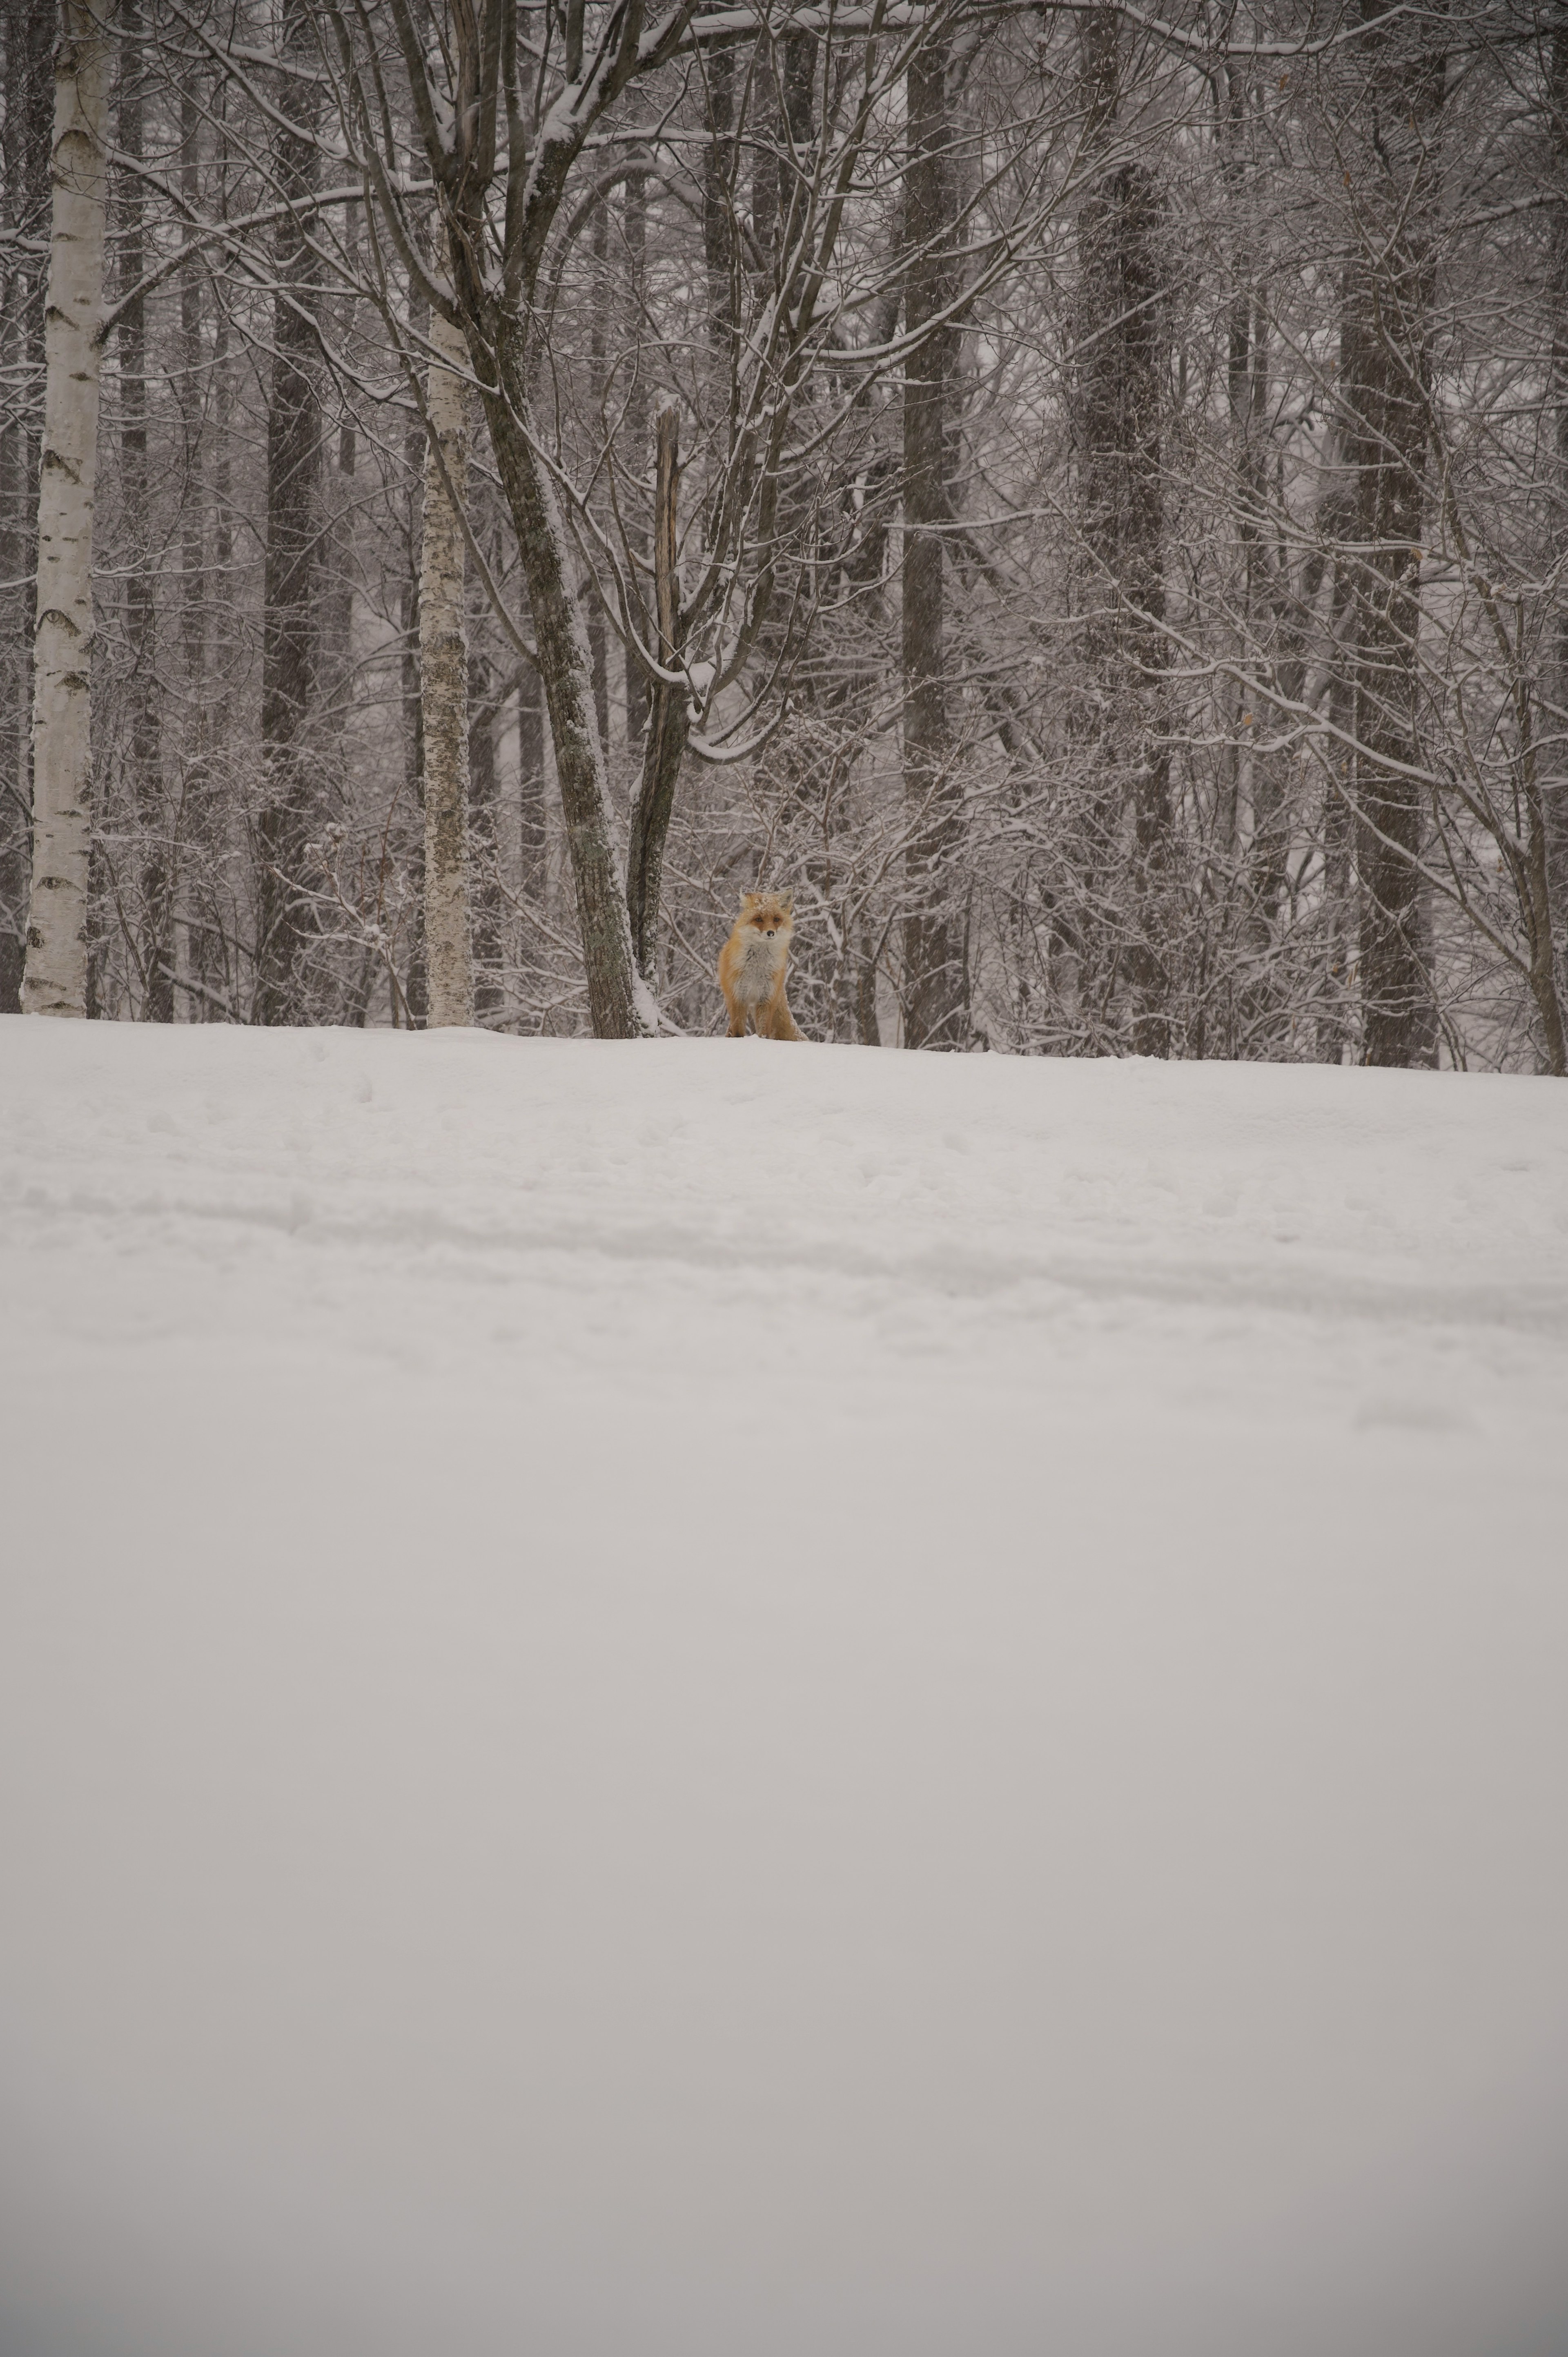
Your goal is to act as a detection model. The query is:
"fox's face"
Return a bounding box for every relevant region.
[739,890,794,940]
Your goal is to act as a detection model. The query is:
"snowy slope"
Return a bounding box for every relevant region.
[2,1017,1566,2357]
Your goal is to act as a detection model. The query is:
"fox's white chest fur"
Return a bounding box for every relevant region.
[735,930,786,1003]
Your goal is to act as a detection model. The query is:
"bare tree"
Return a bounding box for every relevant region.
[626,402,684,980]
[117,0,172,1019]
[22,0,111,1020]
[901,22,967,1050]
[1073,5,1172,1058]
[1544,10,1568,1014]
[254,0,324,1025]
[0,0,56,1014]
[420,304,474,1026]
[327,0,698,1036]
[1336,0,1446,1067]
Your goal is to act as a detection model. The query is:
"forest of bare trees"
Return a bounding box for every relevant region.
[3,0,1566,1071]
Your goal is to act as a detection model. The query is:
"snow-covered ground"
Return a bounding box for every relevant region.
[2,1016,1566,2357]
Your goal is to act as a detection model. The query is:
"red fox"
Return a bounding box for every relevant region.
[718,890,803,1039]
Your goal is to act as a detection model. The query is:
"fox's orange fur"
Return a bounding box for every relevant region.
[718,890,803,1039]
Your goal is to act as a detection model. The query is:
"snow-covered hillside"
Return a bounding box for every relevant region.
[2,1018,1566,2357]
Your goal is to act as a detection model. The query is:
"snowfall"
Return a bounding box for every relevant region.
[1,1016,1566,2357]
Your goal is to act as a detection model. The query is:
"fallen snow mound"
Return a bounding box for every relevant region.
[2,1019,1566,2357]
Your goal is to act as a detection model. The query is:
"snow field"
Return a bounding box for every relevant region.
[2,1017,1566,2357]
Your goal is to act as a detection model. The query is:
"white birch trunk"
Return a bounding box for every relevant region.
[420,308,474,1029]
[22,2,110,1019]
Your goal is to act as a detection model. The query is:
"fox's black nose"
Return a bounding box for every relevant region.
[765,927,775,935]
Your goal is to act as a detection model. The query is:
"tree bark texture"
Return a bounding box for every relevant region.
[1221,65,1288,989]
[626,405,687,981]
[399,281,427,1027]
[901,27,968,1052]
[1519,706,1567,1073]
[855,933,883,1047]
[1340,0,1445,1068]
[1546,19,1568,1037]
[780,33,816,252]
[622,111,650,753]
[318,198,358,783]
[0,274,22,1009]
[178,84,204,706]
[0,0,54,1013]
[1075,7,1172,1057]
[420,306,474,1029]
[1315,558,1358,1065]
[586,192,611,759]
[518,659,546,902]
[22,0,110,1020]
[702,43,737,363]
[118,1,171,1021]
[750,47,780,293]
[254,0,322,1026]
[468,651,503,1022]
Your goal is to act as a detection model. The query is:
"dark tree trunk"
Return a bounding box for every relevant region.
[626,406,686,981]
[192,296,236,1018]
[1339,0,1445,1068]
[781,32,816,236]
[1222,66,1288,990]
[702,43,736,361]
[1547,21,1568,1031]
[174,80,205,1018]
[118,2,171,1021]
[749,31,814,282]
[901,26,967,1051]
[319,201,359,774]
[254,0,323,1025]
[1075,7,1172,1057]
[399,570,425,1026]
[622,117,650,755]
[586,192,611,760]
[469,649,504,1022]
[750,47,779,292]
[1318,561,1359,1065]
[211,303,234,713]
[855,931,882,1047]
[518,658,546,904]
[178,86,204,705]
[390,290,424,1024]
[399,286,427,1027]
[0,0,53,1014]
[0,289,22,1011]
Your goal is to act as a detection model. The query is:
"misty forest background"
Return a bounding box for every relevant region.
[4,0,1568,1070]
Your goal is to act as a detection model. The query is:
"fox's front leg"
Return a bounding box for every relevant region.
[722,986,749,1037]
[760,990,802,1041]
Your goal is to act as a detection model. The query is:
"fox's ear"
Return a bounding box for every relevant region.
[779,891,794,914]
[740,891,762,910]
